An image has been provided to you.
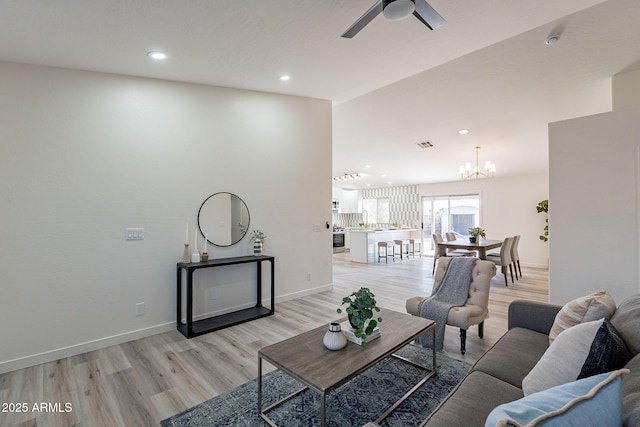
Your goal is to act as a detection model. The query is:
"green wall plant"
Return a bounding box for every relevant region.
[536,199,549,242]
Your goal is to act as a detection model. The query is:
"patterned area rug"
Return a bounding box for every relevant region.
[161,344,470,427]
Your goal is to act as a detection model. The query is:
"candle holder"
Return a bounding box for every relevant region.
[201,252,209,262]
[182,243,190,263]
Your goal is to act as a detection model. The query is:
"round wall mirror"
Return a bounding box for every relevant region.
[198,192,250,247]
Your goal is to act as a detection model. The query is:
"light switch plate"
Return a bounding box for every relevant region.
[126,228,144,240]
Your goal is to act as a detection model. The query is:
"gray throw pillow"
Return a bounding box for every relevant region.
[622,353,640,427]
[523,318,631,396]
[611,293,640,355]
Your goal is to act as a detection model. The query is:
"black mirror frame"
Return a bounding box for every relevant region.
[197,192,250,247]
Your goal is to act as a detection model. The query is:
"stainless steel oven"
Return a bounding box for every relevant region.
[333,232,345,253]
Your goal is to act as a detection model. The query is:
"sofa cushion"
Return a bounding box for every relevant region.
[472,327,549,388]
[486,369,627,427]
[523,318,631,396]
[611,293,640,355]
[623,353,640,427]
[549,290,616,343]
[424,371,523,427]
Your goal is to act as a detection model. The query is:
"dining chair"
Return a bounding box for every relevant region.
[445,232,477,257]
[510,235,522,279]
[432,233,467,274]
[486,236,514,286]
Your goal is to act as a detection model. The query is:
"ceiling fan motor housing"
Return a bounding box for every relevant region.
[383,0,415,20]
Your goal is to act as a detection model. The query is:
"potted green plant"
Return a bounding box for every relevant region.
[468,227,486,243]
[536,199,549,242]
[337,287,382,346]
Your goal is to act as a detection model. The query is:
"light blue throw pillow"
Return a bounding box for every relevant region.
[485,369,628,427]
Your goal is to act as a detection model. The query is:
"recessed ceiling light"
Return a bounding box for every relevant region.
[147,51,167,60]
[459,129,469,135]
[365,164,371,169]
[545,34,560,45]
[279,75,291,81]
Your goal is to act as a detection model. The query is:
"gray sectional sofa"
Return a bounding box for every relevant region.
[422,295,640,426]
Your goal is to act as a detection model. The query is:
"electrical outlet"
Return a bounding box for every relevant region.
[126,228,144,240]
[209,288,216,300]
[306,272,311,281]
[135,302,145,316]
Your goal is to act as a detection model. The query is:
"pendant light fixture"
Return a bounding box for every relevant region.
[459,146,496,179]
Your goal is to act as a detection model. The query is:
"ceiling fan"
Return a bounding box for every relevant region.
[342,0,445,38]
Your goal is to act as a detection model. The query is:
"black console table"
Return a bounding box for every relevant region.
[176,255,275,338]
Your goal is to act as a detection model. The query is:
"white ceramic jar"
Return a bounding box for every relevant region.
[323,322,347,350]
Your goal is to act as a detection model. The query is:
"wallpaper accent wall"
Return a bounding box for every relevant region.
[362,185,421,228]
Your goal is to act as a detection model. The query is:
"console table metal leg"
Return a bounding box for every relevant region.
[186,269,193,337]
[176,267,182,327]
[256,261,262,308]
[269,259,275,314]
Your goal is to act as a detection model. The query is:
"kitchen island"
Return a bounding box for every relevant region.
[349,229,421,263]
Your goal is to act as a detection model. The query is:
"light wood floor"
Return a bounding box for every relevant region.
[0,254,548,427]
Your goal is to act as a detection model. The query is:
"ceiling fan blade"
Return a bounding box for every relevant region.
[341,1,383,38]
[413,0,446,30]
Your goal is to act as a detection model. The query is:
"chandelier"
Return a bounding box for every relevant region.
[459,146,496,179]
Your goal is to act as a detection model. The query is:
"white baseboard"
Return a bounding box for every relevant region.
[272,283,334,304]
[0,322,175,375]
[1,283,334,375]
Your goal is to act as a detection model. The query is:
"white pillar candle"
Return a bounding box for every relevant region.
[204,233,208,252]
[185,222,189,243]
[194,229,198,252]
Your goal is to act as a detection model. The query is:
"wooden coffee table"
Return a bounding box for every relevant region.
[257,308,436,427]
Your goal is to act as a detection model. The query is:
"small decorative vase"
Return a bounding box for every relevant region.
[469,236,477,243]
[253,239,263,256]
[323,322,347,351]
[201,252,209,262]
[182,243,191,263]
[191,252,201,263]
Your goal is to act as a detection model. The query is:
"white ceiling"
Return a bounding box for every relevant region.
[2,0,639,189]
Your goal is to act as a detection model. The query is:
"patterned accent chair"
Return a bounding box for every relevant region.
[406,257,496,354]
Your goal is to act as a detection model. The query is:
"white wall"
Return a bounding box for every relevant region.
[548,108,640,304]
[613,68,640,111]
[0,61,333,373]
[419,174,549,269]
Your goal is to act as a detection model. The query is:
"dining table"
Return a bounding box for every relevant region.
[437,239,503,260]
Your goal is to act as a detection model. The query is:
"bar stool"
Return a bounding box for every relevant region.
[377,241,396,263]
[394,239,410,259]
[409,238,421,257]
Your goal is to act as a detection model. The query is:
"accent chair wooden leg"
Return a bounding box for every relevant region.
[478,321,484,339]
[502,266,508,286]
[509,264,514,283]
[460,329,467,354]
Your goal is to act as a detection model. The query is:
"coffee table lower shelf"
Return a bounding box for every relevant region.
[258,350,436,427]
